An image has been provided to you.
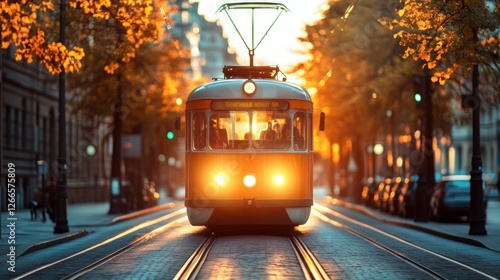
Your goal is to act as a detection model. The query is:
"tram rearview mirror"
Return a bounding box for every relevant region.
[319,112,325,131]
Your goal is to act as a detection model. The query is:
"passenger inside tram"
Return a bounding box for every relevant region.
[260,121,276,140]
[273,120,281,139]
[282,119,305,149]
[209,119,228,149]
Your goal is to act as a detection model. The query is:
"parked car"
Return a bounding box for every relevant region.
[361,178,378,208]
[387,177,404,215]
[380,178,401,213]
[142,180,160,208]
[429,175,488,222]
[397,175,419,218]
[373,178,392,211]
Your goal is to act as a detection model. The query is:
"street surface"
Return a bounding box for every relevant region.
[1,187,499,279]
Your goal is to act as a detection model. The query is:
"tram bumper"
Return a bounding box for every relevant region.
[185,198,312,226]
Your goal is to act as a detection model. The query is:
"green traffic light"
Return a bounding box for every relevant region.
[414,93,422,102]
[166,131,174,140]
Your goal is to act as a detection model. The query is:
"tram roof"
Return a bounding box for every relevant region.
[187,78,312,102]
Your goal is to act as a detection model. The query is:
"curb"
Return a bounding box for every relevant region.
[19,229,93,257]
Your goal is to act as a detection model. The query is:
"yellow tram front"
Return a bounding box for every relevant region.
[184,67,313,226]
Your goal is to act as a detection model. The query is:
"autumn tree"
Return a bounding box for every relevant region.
[61,0,190,212]
[2,0,190,212]
[1,0,166,75]
[381,0,499,232]
[68,36,190,186]
[381,0,500,95]
[295,0,436,199]
[1,0,84,74]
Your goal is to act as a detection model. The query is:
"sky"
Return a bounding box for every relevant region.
[195,0,328,80]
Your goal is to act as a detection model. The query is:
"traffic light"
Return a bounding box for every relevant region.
[166,131,174,140]
[414,92,422,103]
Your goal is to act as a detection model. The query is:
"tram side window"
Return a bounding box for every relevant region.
[292,112,306,150]
[308,112,313,151]
[192,112,207,151]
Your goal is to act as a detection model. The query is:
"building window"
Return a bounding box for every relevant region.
[5,106,11,148]
[42,117,47,159]
[14,108,19,149]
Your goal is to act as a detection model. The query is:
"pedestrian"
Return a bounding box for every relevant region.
[497,172,500,201]
[46,176,57,223]
[30,188,46,221]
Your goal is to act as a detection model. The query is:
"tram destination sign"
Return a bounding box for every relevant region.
[211,100,289,110]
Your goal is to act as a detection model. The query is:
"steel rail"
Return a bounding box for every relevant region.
[173,233,217,280]
[289,234,329,280]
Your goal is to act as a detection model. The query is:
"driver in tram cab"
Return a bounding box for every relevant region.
[272,120,281,139]
[209,120,227,149]
[260,121,276,140]
[209,120,220,148]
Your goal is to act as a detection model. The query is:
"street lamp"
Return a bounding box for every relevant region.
[468,31,487,235]
[374,143,384,155]
[373,143,384,180]
[86,144,96,157]
[386,109,394,173]
[86,144,96,201]
[55,0,69,234]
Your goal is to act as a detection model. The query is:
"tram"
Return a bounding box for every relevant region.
[183,3,323,226]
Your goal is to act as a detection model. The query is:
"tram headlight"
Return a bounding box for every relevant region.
[273,174,285,186]
[243,174,256,188]
[242,79,256,95]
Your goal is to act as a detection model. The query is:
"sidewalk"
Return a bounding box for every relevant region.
[0,189,182,264]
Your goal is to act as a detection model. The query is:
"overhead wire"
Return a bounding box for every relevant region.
[154,0,172,29]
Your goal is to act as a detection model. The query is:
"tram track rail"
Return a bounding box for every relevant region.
[173,233,217,280]
[14,208,188,280]
[312,203,498,280]
[289,234,329,280]
[173,230,329,279]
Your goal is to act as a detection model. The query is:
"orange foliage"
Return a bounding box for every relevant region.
[380,0,500,85]
[1,0,170,75]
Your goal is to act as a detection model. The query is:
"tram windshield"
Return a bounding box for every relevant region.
[191,110,307,151]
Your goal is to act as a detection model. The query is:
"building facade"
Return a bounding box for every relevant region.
[445,101,499,185]
[171,0,238,79]
[1,46,106,211]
